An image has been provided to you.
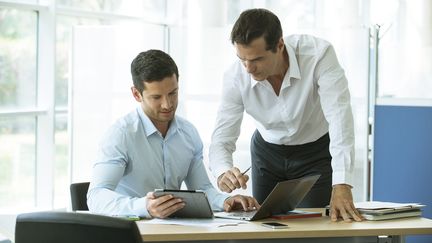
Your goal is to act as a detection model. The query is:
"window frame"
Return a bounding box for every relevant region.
[0,1,55,209]
[0,0,170,210]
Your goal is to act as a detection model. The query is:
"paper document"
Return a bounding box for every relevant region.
[354,201,425,214]
[361,210,422,221]
[141,218,247,227]
[355,201,424,209]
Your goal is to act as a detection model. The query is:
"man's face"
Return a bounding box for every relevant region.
[234,37,283,81]
[132,74,178,129]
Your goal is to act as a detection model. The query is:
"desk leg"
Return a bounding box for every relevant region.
[378,235,405,243]
[390,235,404,243]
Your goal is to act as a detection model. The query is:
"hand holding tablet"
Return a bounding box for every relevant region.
[152,189,214,218]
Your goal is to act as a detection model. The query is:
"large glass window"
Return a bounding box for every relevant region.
[0,8,37,109]
[53,113,69,208]
[0,116,36,208]
[57,0,166,19]
[372,0,432,98]
[0,7,38,209]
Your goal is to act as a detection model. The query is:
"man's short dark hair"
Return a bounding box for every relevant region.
[230,8,282,52]
[131,49,179,93]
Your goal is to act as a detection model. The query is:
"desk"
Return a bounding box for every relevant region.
[136,209,432,243]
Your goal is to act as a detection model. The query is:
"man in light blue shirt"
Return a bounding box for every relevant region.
[87,49,259,218]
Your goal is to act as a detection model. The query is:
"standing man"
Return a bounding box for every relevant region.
[209,8,362,222]
[87,50,259,219]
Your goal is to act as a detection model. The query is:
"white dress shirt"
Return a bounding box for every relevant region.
[209,34,355,186]
[87,107,229,218]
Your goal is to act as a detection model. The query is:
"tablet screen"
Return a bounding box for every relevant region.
[153,189,214,218]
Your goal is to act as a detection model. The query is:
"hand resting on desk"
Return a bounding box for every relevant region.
[329,184,363,222]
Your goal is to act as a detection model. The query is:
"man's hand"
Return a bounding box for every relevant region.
[146,192,185,218]
[217,167,249,193]
[329,184,363,222]
[223,195,260,212]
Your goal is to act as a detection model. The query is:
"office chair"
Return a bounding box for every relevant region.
[15,211,143,243]
[70,181,90,211]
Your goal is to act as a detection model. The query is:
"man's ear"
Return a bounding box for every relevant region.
[277,37,284,52]
[131,86,142,102]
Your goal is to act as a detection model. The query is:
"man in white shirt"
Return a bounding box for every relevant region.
[87,50,259,218]
[209,8,362,222]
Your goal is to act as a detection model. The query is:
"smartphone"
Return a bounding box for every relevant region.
[261,222,289,229]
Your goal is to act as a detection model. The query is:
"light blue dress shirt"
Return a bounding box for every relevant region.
[87,107,229,218]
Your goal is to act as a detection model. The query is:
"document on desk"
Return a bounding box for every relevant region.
[142,218,247,227]
[354,201,425,214]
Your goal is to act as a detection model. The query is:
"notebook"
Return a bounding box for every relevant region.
[361,209,422,221]
[214,174,320,221]
[354,201,426,215]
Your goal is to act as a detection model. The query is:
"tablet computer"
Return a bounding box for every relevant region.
[153,189,214,218]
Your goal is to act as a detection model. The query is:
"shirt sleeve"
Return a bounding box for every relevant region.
[314,44,355,186]
[87,127,150,218]
[185,127,230,211]
[209,68,245,179]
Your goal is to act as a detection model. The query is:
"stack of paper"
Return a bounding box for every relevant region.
[354,201,425,221]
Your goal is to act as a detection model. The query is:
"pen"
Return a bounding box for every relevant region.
[241,166,251,175]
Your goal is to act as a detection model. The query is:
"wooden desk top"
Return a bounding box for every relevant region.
[136,209,432,242]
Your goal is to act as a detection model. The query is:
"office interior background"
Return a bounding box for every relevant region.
[0,0,431,236]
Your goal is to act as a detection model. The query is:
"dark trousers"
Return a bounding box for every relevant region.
[250,130,332,207]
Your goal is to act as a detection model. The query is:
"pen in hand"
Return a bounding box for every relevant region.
[241,166,251,175]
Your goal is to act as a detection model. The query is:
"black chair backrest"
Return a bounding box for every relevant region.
[70,182,90,211]
[15,211,143,243]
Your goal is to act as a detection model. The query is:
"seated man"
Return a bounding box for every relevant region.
[87,49,259,218]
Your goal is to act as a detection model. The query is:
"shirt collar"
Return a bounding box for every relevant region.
[249,44,301,89]
[136,106,179,138]
[250,76,260,88]
[285,44,301,81]
[137,107,157,137]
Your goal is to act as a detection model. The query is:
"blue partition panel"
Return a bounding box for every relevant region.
[374,105,432,243]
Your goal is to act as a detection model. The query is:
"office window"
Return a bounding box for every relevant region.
[53,16,107,207]
[57,0,166,19]
[0,117,36,208]
[53,113,69,207]
[0,7,38,209]
[1,1,168,210]
[372,0,432,98]
[0,8,37,109]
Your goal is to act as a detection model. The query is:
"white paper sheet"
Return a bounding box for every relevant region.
[354,201,424,209]
[141,218,247,227]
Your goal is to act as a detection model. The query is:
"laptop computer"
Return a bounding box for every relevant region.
[214,174,320,221]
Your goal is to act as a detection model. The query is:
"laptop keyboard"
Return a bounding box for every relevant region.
[228,210,257,217]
